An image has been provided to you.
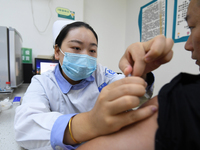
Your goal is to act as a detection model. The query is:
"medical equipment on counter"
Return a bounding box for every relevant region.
[0,26,23,94]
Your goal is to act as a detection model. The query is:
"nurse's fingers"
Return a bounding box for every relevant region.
[144,36,174,63]
[128,43,146,77]
[118,56,133,76]
[107,95,140,115]
[103,76,147,92]
[154,38,174,64]
[155,50,173,65]
[116,104,158,128]
[132,56,146,77]
[119,42,146,76]
[103,83,146,104]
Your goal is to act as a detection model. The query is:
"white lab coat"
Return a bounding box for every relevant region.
[14,64,125,150]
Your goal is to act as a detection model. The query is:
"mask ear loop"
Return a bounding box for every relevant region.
[59,48,65,56]
[57,47,65,67]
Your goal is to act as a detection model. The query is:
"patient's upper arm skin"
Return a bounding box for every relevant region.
[77,97,158,150]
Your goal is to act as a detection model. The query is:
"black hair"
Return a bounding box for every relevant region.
[55,21,98,48]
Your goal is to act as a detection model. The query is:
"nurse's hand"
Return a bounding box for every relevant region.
[119,35,174,77]
[89,76,157,135]
[68,76,157,144]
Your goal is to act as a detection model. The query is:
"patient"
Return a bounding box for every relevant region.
[77,72,200,150]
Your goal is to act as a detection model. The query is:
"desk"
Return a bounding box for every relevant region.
[0,84,29,150]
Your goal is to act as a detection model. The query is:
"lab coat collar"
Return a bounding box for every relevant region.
[54,65,95,94]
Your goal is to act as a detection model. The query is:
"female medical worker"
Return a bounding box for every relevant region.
[14,21,173,150]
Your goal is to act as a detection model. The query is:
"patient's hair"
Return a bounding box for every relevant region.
[55,21,98,48]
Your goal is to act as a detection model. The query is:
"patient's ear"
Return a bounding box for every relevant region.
[54,45,60,60]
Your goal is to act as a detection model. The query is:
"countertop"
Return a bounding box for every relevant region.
[0,84,29,150]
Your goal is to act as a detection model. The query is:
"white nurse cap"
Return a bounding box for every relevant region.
[52,20,75,43]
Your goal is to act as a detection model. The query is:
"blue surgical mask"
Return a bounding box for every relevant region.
[60,49,97,81]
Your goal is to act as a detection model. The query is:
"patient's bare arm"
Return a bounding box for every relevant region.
[77,96,158,150]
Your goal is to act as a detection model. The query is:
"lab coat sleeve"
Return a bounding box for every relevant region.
[50,114,81,150]
[14,75,74,150]
[15,104,62,149]
[94,64,125,92]
[95,64,155,96]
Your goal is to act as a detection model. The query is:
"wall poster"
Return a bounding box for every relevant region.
[138,0,167,42]
[172,0,190,43]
